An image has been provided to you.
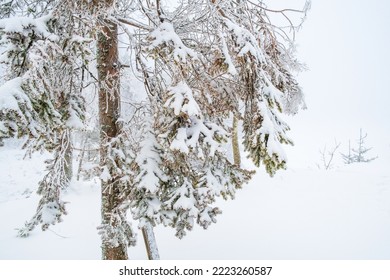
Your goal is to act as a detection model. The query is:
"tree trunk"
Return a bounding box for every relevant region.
[142,221,160,260]
[63,129,73,183]
[97,18,127,260]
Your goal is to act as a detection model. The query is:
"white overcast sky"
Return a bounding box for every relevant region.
[1,1,388,168]
[272,0,390,166]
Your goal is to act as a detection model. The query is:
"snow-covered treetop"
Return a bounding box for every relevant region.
[148,22,197,63]
[0,13,53,37]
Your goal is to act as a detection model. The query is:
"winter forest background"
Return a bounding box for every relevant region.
[1,0,390,259]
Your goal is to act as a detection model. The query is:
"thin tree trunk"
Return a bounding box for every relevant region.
[142,221,160,260]
[63,129,73,183]
[232,114,241,166]
[97,18,127,260]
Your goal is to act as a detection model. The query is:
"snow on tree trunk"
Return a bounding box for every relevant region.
[97,18,128,260]
[2,0,309,258]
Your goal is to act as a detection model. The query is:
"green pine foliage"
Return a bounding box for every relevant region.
[1,0,308,250]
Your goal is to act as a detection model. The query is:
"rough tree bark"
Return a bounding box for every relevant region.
[97,18,127,260]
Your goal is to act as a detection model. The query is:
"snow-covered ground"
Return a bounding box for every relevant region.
[1,138,389,260]
[1,0,389,262]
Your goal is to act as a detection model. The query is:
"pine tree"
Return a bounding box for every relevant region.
[1,2,87,235]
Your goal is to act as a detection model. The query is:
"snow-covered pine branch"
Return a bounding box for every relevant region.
[135,11,255,237]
